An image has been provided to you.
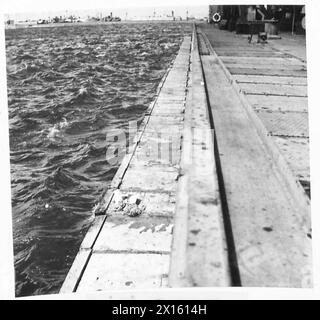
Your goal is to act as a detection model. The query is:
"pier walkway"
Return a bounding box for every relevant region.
[198,24,311,287]
[61,24,312,294]
[199,25,310,198]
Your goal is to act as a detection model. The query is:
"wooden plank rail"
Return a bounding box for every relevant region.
[169,28,230,288]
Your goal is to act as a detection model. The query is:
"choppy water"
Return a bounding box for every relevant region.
[5,22,191,296]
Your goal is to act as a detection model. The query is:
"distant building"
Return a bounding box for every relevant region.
[101,12,121,22]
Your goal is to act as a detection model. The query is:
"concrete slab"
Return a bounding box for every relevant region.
[152,108,184,116]
[77,253,170,292]
[228,67,307,77]
[120,166,178,193]
[225,63,306,72]
[240,83,307,97]
[273,136,310,182]
[216,51,288,58]
[135,135,181,166]
[93,216,173,253]
[268,33,307,62]
[234,75,307,86]
[256,111,309,137]
[246,95,308,113]
[220,56,305,66]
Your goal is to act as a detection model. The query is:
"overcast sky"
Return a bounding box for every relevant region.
[2,0,210,14]
[1,0,309,20]
[2,0,213,20]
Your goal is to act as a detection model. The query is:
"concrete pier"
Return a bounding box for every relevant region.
[61,24,312,293]
[61,36,193,292]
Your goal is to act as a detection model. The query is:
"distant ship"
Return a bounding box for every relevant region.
[102,13,121,22]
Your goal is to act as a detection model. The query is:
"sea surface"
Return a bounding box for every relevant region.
[5,22,191,297]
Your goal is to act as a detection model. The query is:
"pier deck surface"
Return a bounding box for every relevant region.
[61,34,229,293]
[61,26,312,294]
[198,24,312,287]
[200,25,310,198]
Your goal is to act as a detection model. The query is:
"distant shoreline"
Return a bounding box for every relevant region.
[5,20,198,30]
